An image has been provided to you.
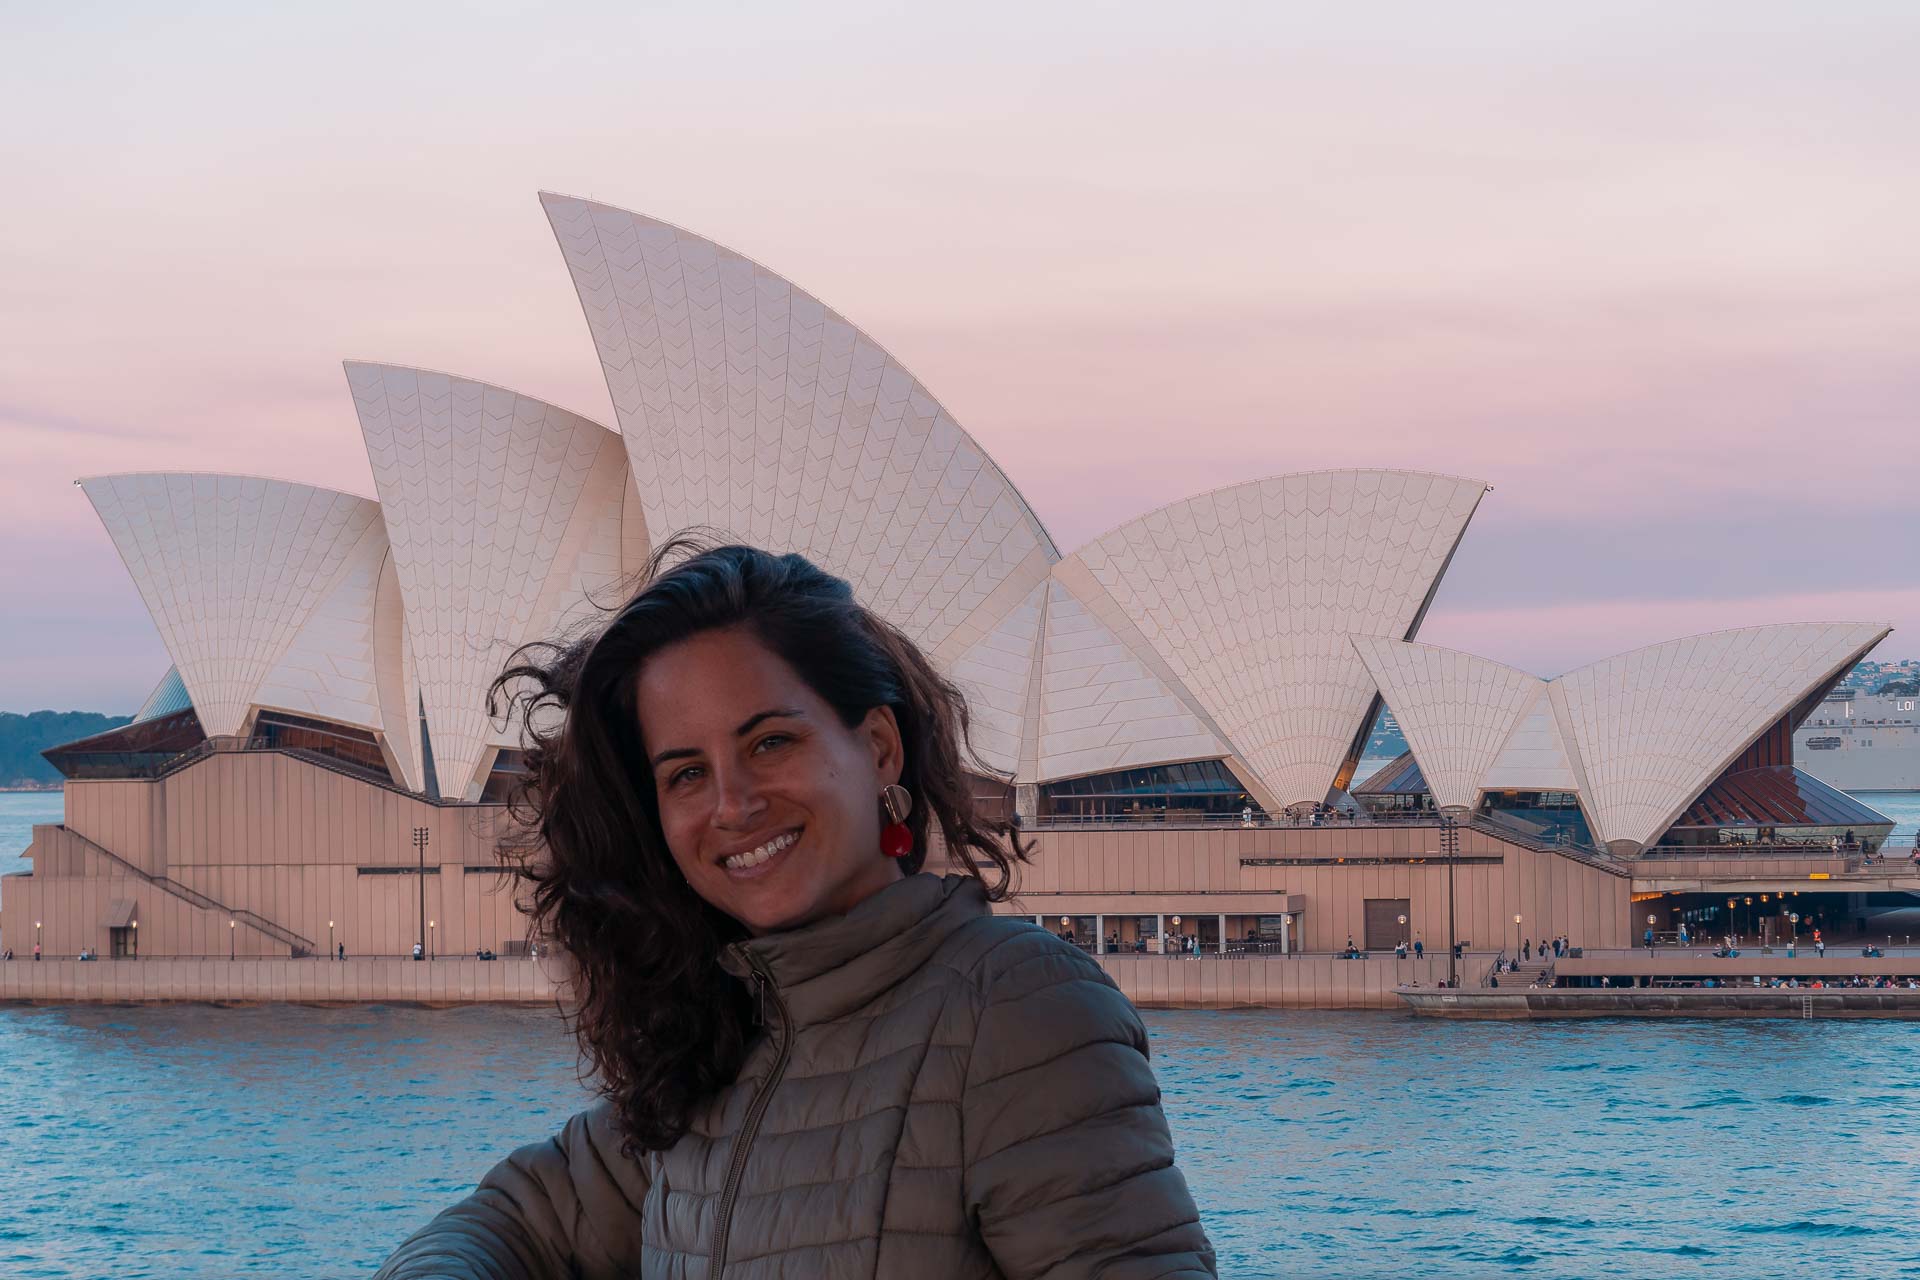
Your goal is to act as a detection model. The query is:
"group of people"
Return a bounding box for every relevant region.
[1518,936,1577,961]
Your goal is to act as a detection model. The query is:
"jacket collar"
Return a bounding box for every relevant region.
[718,871,989,1028]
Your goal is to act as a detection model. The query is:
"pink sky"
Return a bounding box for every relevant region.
[3,2,1916,712]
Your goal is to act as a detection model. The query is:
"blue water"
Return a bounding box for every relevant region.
[3,1003,1920,1279]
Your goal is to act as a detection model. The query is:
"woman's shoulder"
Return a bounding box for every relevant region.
[932,911,1123,1004]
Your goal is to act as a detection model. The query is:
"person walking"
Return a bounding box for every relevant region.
[1414,936,1424,959]
[1644,926,1655,956]
[374,542,1215,1279]
[1522,939,1531,962]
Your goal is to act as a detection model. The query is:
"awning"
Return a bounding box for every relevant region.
[103,899,136,928]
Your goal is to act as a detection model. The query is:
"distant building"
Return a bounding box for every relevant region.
[6,195,1897,967]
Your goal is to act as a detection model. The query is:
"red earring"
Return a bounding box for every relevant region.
[880,784,913,859]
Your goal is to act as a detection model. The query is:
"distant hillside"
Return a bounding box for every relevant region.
[0,711,130,788]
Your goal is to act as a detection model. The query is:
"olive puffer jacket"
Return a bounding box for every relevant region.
[373,870,1215,1278]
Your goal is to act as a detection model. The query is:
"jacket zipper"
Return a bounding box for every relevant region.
[710,948,793,1279]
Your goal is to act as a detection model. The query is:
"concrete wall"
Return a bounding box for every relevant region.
[5,758,532,960]
[1007,823,1630,953]
[1095,953,1468,1010]
[0,957,559,1004]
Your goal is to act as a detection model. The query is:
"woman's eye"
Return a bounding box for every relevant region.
[667,765,702,789]
[753,733,791,753]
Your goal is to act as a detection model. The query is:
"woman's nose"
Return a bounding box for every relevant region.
[710,764,766,828]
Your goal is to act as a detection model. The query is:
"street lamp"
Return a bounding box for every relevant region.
[1513,913,1523,956]
[130,919,138,960]
[412,825,431,962]
[35,921,41,959]
[1441,813,1461,988]
[1170,914,1182,956]
[429,919,436,960]
[229,918,236,960]
[1397,914,1408,983]
[329,920,335,960]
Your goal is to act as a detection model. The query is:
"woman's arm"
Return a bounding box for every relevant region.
[962,935,1217,1279]
[373,1101,647,1280]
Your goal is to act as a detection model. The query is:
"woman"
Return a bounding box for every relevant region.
[375,542,1215,1279]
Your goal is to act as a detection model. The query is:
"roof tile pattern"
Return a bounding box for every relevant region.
[1350,638,1543,811]
[1551,623,1890,851]
[1038,578,1228,781]
[347,362,626,799]
[947,583,1046,777]
[82,474,381,737]
[1482,688,1583,793]
[254,516,394,733]
[1065,471,1487,806]
[540,193,1058,656]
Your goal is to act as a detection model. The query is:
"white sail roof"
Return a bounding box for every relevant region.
[540,193,1057,660]
[1551,622,1891,853]
[346,362,632,799]
[1062,470,1488,807]
[1350,638,1543,812]
[82,474,384,738]
[1036,572,1232,783]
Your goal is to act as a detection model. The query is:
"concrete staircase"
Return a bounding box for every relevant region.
[1488,958,1555,988]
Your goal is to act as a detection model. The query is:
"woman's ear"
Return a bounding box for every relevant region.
[861,705,905,786]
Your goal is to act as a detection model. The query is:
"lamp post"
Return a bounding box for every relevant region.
[1397,914,1408,983]
[328,920,335,960]
[1171,914,1182,957]
[412,826,431,961]
[229,919,236,960]
[429,919,436,960]
[1441,813,1460,988]
[1647,912,1657,956]
[35,921,41,960]
[1513,913,1523,958]
[130,919,138,960]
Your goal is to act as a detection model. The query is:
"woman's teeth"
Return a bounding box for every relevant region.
[723,830,798,871]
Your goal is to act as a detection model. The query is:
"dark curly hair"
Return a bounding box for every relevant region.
[488,535,1032,1157]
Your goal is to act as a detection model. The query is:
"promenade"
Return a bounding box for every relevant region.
[0,956,559,1005]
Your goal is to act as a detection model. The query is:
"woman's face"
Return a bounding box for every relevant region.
[634,625,906,936]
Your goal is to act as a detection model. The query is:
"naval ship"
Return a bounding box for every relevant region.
[1794,689,1920,793]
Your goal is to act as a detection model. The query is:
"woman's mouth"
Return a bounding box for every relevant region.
[720,829,800,880]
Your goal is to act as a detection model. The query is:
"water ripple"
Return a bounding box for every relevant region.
[2,1002,1917,1277]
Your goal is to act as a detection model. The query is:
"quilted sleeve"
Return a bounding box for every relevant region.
[372,1101,646,1280]
[961,933,1217,1278]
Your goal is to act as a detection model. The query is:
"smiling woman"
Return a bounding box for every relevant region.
[373,537,1216,1279]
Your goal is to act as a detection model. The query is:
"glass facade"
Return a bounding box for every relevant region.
[1039,760,1263,821]
[1478,791,1595,849]
[40,709,206,779]
[255,711,393,785]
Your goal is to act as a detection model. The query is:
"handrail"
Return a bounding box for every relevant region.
[56,825,318,957]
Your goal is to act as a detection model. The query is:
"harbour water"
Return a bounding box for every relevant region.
[6,788,1920,1277]
[4,1003,1920,1278]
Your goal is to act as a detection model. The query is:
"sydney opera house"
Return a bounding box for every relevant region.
[4,193,1898,996]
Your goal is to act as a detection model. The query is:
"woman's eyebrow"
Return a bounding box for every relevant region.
[649,708,805,769]
[734,707,805,736]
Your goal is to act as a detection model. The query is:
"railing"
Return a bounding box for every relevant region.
[1025,810,1460,831]
[1639,837,1918,860]
[56,826,318,958]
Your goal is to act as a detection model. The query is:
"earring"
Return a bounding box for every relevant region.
[880,784,913,859]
